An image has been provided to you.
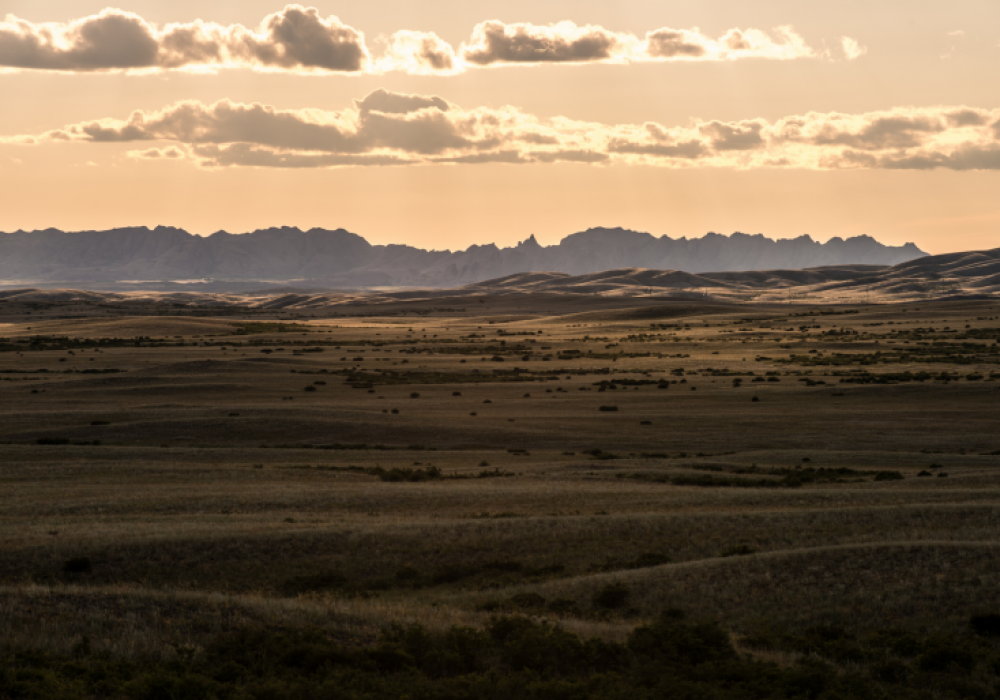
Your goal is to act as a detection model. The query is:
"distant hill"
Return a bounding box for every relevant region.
[0,226,926,287]
[1,247,996,308]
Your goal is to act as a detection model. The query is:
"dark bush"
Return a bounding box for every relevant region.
[37,437,70,445]
[592,583,630,609]
[281,571,348,596]
[395,566,420,581]
[629,612,736,666]
[598,405,618,412]
[509,593,547,609]
[917,645,975,673]
[62,557,92,574]
[547,598,580,615]
[874,470,904,481]
[970,613,1000,637]
[432,566,476,585]
[482,560,522,573]
[720,543,757,557]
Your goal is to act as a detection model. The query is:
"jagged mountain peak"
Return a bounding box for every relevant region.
[0,225,927,287]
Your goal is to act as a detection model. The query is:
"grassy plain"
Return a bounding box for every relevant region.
[1,294,1000,696]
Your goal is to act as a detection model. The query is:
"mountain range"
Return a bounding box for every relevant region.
[0,226,926,288]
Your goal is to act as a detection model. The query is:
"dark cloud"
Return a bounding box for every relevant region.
[608,139,706,159]
[699,121,765,151]
[534,150,609,163]
[434,151,529,164]
[0,9,158,71]
[645,29,707,58]
[130,146,185,159]
[462,20,624,64]
[356,89,449,114]
[240,6,368,71]
[519,133,560,145]
[809,115,944,150]
[15,95,1000,173]
[193,144,402,168]
[0,5,368,73]
[0,10,821,74]
[878,145,1000,171]
[946,110,988,127]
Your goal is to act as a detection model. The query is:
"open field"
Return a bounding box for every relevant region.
[2,295,1000,697]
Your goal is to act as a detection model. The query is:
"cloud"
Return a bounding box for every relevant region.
[841,36,866,60]
[0,5,369,73]
[13,91,999,171]
[0,9,159,70]
[0,8,824,75]
[375,30,458,74]
[460,21,816,65]
[129,146,185,159]
[461,20,635,65]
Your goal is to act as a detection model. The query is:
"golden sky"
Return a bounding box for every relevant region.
[1,0,998,254]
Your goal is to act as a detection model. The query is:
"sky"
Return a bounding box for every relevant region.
[0,1,998,254]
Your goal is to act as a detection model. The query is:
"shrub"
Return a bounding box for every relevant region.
[592,583,630,609]
[547,598,580,615]
[395,566,420,581]
[281,571,348,596]
[720,544,757,557]
[63,557,92,574]
[873,470,904,481]
[917,645,975,673]
[970,613,1000,637]
[598,406,618,412]
[509,593,547,610]
[37,437,70,445]
[303,385,317,392]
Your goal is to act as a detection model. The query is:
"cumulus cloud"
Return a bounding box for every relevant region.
[461,20,637,65]
[841,36,867,60]
[0,8,825,75]
[12,91,998,171]
[0,5,369,73]
[375,30,458,74]
[459,20,816,65]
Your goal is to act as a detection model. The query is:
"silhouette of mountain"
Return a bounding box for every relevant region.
[0,225,925,287]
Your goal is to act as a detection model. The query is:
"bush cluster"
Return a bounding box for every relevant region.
[6,612,998,699]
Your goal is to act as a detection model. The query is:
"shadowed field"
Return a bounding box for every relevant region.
[2,295,1000,697]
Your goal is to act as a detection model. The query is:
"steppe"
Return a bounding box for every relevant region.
[2,290,1000,697]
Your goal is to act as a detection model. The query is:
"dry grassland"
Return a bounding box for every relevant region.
[1,295,999,667]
